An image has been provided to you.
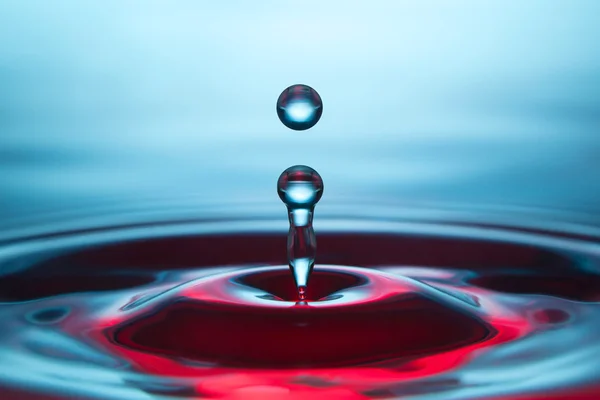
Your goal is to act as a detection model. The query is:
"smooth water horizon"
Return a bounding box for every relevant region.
[0,0,600,229]
[1,0,599,232]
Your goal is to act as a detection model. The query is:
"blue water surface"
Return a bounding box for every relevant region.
[1,1,599,229]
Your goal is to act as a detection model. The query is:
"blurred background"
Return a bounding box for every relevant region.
[1,0,599,228]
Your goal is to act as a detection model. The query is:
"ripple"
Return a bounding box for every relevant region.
[0,216,598,398]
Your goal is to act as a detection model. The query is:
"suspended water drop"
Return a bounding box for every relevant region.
[277,165,324,301]
[276,84,323,131]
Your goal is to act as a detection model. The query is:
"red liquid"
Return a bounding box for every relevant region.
[113,267,493,368]
[0,232,599,399]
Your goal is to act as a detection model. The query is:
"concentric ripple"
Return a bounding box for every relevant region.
[0,217,599,399]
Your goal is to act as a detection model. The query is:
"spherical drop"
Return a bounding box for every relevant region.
[276,84,323,131]
[277,165,324,209]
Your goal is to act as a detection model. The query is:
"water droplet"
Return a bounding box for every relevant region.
[276,84,323,131]
[277,165,323,209]
[277,166,324,301]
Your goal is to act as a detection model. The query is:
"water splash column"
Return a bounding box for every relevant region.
[277,165,324,300]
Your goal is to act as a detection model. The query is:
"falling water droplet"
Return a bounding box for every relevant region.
[276,84,323,131]
[277,165,324,301]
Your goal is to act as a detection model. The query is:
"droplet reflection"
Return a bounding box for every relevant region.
[276,84,323,131]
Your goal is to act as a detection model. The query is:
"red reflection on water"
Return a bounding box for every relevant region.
[71,265,532,398]
[27,233,593,399]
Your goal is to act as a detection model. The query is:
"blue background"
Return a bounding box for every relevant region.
[1,1,599,225]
